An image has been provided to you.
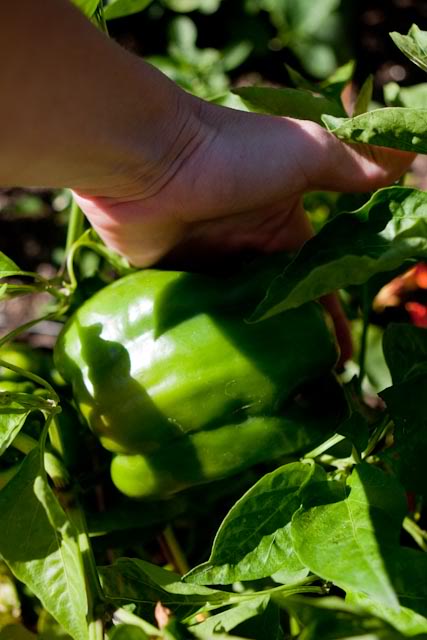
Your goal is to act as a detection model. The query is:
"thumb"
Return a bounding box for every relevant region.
[299,121,415,193]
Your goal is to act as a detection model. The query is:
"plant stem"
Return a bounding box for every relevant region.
[362,417,392,459]
[0,313,64,356]
[88,619,104,640]
[65,197,85,255]
[68,501,106,635]
[358,285,371,393]
[162,525,190,575]
[0,354,59,402]
[304,433,345,460]
[12,431,70,487]
[114,608,161,636]
[403,517,427,552]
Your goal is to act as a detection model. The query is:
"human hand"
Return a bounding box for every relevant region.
[74,97,413,266]
[74,95,414,360]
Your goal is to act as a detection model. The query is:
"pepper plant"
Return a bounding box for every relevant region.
[1,3,427,639]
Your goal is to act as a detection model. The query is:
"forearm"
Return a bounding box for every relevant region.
[0,0,197,194]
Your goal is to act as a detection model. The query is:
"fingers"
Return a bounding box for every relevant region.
[296,120,415,194]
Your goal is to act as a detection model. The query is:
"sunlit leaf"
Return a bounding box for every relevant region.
[323,108,427,153]
[104,0,153,20]
[251,187,427,320]
[0,449,88,640]
[185,462,318,585]
[390,25,427,73]
[291,464,407,607]
[234,86,345,124]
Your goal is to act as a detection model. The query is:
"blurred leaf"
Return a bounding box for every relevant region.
[390,25,427,73]
[251,187,427,321]
[0,562,20,629]
[291,464,407,607]
[0,626,36,640]
[221,42,252,72]
[285,0,340,37]
[185,462,318,585]
[169,16,197,55]
[384,82,427,108]
[281,596,410,640]
[0,407,30,457]
[104,0,153,20]
[70,0,99,18]
[0,448,88,640]
[108,626,149,639]
[0,253,22,279]
[347,591,427,637]
[165,0,222,13]
[294,41,337,79]
[351,321,392,393]
[38,608,73,638]
[323,108,427,153]
[234,86,345,124]
[353,75,374,116]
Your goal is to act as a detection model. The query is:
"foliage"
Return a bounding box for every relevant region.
[2,4,427,640]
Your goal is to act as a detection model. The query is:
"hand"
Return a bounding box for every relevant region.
[74,94,414,361]
[75,96,413,266]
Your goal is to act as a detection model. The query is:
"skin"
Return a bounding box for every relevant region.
[0,0,415,359]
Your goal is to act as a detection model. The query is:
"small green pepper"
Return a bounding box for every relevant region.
[54,257,345,497]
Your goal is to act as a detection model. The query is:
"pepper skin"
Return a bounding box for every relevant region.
[54,259,345,497]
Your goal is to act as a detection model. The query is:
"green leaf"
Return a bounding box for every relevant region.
[165,0,222,14]
[353,75,374,116]
[0,449,88,640]
[390,25,427,73]
[0,407,30,456]
[352,320,392,393]
[104,0,153,20]
[337,410,369,454]
[0,252,22,279]
[233,86,345,124]
[108,626,149,640]
[0,627,37,640]
[323,108,427,153]
[383,323,427,384]
[99,558,228,619]
[251,187,427,320]
[384,82,427,109]
[190,596,270,638]
[69,0,99,18]
[376,546,427,617]
[285,0,340,37]
[381,325,427,493]
[185,462,319,585]
[281,596,408,640]
[380,370,427,495]
[291,463,407,607]
[348,591,427,637]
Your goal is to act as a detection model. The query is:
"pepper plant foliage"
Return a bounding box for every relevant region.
[2,6,427,638]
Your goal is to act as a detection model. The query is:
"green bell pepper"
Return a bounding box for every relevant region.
[54,258,346,497]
